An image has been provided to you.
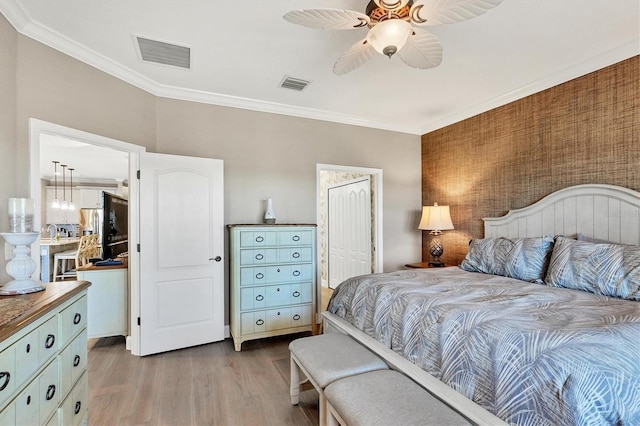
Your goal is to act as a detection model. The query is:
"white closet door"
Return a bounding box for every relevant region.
[139,152,224,356]
[328,178,372,289]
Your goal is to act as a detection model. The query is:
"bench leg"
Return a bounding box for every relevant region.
[319,392,327,426]
[326,402,340,426]
[290,357,300,405]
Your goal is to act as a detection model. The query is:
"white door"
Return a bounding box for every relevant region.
[139,152,224,356]
[328,178,372,289]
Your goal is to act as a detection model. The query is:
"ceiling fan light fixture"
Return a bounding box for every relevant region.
[367,19,412,58]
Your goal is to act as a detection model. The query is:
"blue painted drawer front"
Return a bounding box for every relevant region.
[240,282,313,311]
[239,264,313,286]
[239,247,312,265]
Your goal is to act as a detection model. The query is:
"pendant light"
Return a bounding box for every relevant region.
[51,161,61,208]
[68,168,76,210]
[60,164,68,210]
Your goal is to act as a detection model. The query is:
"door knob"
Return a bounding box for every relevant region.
[209,256,222,262]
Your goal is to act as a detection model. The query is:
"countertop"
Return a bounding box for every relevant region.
[39,237,81,246]
[0,280,90,339]
[77,256,128,271]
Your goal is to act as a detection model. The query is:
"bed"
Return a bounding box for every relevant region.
[323,184,640,426]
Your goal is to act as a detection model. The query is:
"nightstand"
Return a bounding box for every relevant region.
[404,262,447,269]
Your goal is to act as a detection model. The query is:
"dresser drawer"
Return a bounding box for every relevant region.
[12,358,59,426]
[60,371,87,426]
[37,316,58,366]
[0,348,15,408]
[59,296,87,348]
[240,305,313,335]
[240,248,278,265]
[278,230,313,246]
[239,231,278,247]
[59,330,87,400]
[240,264,313,286]
[240,282,313,311]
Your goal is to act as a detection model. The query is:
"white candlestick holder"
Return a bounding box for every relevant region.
[0,232,45,295]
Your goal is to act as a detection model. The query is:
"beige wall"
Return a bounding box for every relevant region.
[0,17,422,314]
[421,56,640,265]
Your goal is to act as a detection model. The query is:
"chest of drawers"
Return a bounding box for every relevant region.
[229,225,316,351]
[0,281,89,426]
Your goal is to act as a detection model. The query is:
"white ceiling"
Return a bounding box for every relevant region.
[2,0,639,139]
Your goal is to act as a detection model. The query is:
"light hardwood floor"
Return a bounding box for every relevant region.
[88,334,318,425]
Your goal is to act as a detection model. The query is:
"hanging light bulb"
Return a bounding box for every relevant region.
[51,161,60,209]
[367,19,413,58]
[68,168,76,210]
[60,164,68,210]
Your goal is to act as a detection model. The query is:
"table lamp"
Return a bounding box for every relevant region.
[418,203,454,267]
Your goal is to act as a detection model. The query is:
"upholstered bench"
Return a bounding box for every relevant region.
[289,333,389,426]
[325,369,472,426]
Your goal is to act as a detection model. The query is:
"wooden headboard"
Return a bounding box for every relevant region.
[483,184,640,245]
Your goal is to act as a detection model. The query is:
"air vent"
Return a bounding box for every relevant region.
[136,36,191,69]
[280,76,311,91]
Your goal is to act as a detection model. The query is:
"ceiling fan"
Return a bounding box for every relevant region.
[284,0,504,75]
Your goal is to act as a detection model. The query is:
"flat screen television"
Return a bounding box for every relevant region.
[102,192,128,259]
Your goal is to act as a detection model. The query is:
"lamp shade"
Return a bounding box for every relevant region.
[418,203,454,232]
[367,19,413,58]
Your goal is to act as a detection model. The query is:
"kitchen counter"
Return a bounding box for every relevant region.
[39,237,81,246]
[39,238,81,283]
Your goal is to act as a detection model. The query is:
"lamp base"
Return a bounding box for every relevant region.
[427,261,445,267]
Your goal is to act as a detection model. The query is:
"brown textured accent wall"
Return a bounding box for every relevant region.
[421,56,640,265]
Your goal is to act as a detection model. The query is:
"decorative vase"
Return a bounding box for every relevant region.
[264,197,276,224]
[0,232,45,295]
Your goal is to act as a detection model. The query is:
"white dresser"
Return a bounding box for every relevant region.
[229,225,316,351]
[0,281,90,426]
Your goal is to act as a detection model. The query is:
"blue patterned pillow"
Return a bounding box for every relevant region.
[545,236,640,300]
[460,236,555,283]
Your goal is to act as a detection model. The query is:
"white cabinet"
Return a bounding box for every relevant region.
[77,267,128,339]
[44,187,117,225]
[0,285,89,426]
[229,225,316,351]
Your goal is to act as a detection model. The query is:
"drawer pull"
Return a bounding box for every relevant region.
[73,313,82,325]
[255,236,264,243]
[256,319,264,326]
[292,235,300,242]
[45,334,55,349]
[292,252,300,258]
[277,311,281,316]
[277,268,280,273]
[293,270,301,277]
[293,291,300,297]
[293,314,301,321]
[277,288,280,292]
[255,273,264,280]
[73,354,81,367]
[75,401,82,415]
[256,295,264,302]
[0,372,10,391]
[27,395,31,405]
[255,254,264,260]
[26,343,31,353]
[46,384,56,401]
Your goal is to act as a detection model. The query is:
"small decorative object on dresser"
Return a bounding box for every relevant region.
[264,197,276,224]
[228,224,316,351]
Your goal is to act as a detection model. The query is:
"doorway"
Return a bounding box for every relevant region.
[316,164,383,315]
[29,118,145,354]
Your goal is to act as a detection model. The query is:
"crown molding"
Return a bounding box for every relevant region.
[2,2,636,137]
[418,39,640,135]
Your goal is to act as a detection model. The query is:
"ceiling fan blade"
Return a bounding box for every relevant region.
[333,39,376,76]
[397,28,443,69]
[283,9,370,30]
[410,0,504,26]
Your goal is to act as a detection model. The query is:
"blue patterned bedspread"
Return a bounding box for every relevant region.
[327,267,640,426]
